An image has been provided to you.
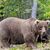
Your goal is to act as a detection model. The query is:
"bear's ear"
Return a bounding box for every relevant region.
[47,22,48,24]
[35,20,40,24]
[46,20,50,25]
[34,20,40,24]
[36,21,39,24]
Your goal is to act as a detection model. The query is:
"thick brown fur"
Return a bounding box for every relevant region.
[0,17,48,48]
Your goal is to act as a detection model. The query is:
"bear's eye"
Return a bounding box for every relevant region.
[39,26,42,30]
[45,26,47,30]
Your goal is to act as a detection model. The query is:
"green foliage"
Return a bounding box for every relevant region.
[0,0,50,20]
[0,0,32,20]
[37,0,50,20]
[9,43,50,50]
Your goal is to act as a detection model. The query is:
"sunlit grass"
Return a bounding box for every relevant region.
[9,41,50,50]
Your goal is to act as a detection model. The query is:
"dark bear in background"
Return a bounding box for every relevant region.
[46,24,50,40]
[0,17,49,48]
[37,34,49,43]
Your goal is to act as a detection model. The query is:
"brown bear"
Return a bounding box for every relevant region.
[0,17,49,48]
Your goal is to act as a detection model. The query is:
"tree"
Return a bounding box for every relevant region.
[31,0,38,19]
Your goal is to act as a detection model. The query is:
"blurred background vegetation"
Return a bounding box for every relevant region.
[0,0,50,20]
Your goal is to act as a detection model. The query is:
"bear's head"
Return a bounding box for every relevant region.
[32,20,49,39]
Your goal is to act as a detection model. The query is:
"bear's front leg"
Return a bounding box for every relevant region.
[24,34,37,49]
[25,42,37,49]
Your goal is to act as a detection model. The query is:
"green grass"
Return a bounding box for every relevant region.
[9,41,50,50]
[9,43,32,50]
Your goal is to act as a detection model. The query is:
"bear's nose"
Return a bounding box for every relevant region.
[43,32,45,34]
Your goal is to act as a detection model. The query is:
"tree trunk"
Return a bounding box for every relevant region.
[31,0,38,19]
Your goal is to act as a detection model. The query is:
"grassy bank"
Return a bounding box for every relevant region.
[9,42,50,50]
